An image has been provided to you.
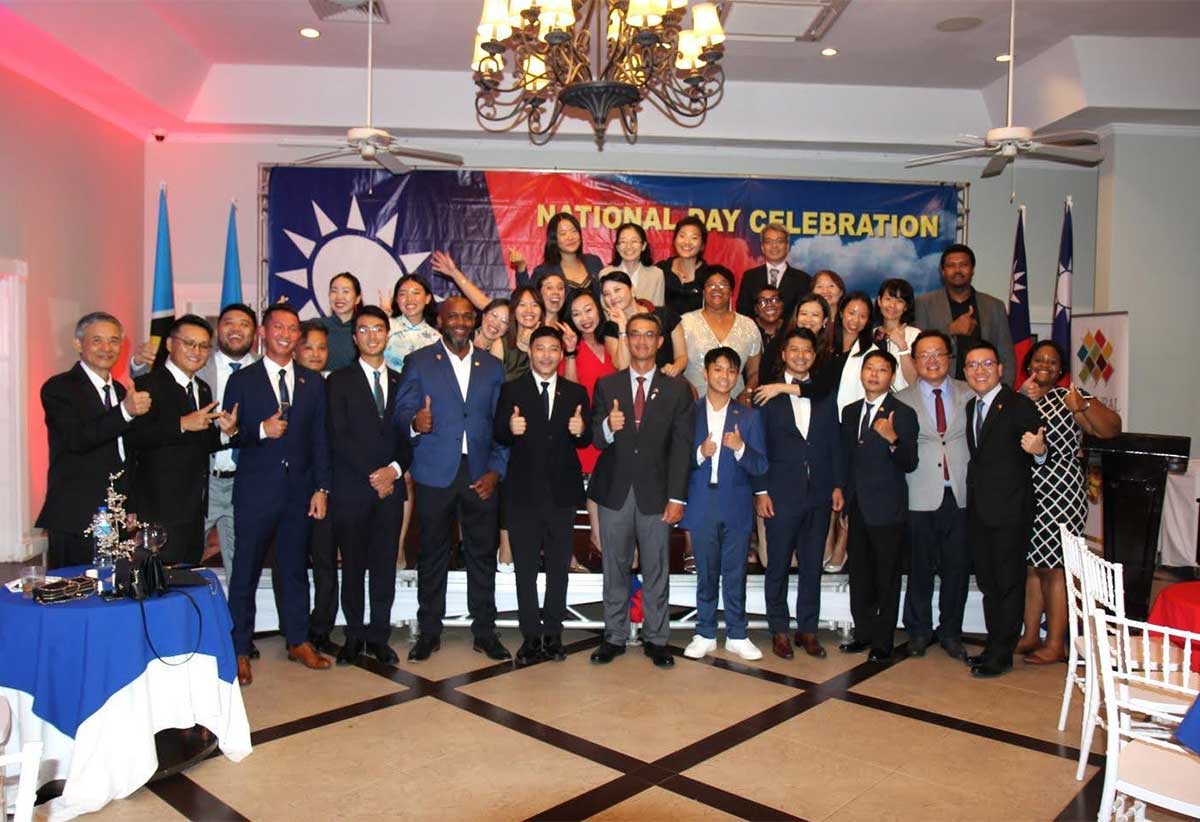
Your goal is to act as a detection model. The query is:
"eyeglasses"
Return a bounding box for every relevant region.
[355,325,388,335]
[914,351,949,361]
[704,281,731,291]
[756,296,781,305]
[761,237,788,246]
[964,359,998,371]
[627,330,659,340]
[171,337,212,352]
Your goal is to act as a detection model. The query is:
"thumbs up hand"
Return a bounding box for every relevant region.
[608,398,625,433]
[872,411,898,444]
[1021,425,1047,456]
[414,395,434,434]
[722,423,744,452]
[510,404,527,436]
[123,389,152,417]
[948,305,978,336]
[700,432,718,459]
[568,404,585,436]
[263,408,288,439]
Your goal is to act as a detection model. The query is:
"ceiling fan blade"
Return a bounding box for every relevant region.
[955,134,987,146]
[981,153,1011,178]
[294,149,356,165]
[387,146,465,167]
[1026,144,1104,166]
[1032,129,1099,146]
[279,138,350,149]
[906,147,994,169]
[374,151,411,175]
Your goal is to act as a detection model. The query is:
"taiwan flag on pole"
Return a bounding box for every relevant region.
[149,183,175,369]
[1052,198,1073,386]
[1007,205,1032,387]
[221,201,243,309]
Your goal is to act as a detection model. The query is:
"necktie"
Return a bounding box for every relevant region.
[974,399,986,444]
[278,368,290,419]
[933,388,949,479]
[228,362,242,464]
[770,266,781,288]
[859,401,873,443]
[373,370,385,418]
[102,384,113,409]
[186,381,198,412]
[634,376,646,430]
[540,380,551,419]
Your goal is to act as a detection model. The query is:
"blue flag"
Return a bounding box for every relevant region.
[150,185,175,368]
[1006,206,1032,386]
[1052,198,1073,385]
[221,202,243,309]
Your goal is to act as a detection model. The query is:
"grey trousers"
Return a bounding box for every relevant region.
[205,474,236,584]
[598,489,671,646]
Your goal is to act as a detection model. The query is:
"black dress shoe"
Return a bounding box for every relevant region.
[337,638,364,665]
[309,632,339,656]
[643,642,675,668]
[408,635,441,662]
[248,642,261,660]
[941,639,967,661]
[839,639,872,654]
[966,653,987,667]
[366,641,399,665]
[473,635,513,661]
[971,661,1012,678]
[590,641,626,664]
[515,638,544,667]
[543,636,566,661]
[867,648,893,663]
[908,636,929,657]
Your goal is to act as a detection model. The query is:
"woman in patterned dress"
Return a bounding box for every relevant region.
[1016,340,1122,663]
[679,265,762,401]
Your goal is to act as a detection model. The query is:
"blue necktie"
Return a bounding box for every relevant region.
[228,362,242,464]
[373,370,385,418]
[975,399,986,444]
[278,368,290,419]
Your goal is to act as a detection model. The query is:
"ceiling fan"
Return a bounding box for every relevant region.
[905,0,1102,182]
[283,0,464,174]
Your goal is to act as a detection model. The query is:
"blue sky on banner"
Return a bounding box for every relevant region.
[268,168,510,318]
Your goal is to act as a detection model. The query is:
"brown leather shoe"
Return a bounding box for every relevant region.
[287,641,332,670]
[236,655,253,687]
[771,632,794,659]
[795,632,827,658]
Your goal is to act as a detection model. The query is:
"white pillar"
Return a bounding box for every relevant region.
[0,258,39,562]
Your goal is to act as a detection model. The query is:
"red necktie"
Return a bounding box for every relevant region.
[933,388,949,480]
[634,376,646,430]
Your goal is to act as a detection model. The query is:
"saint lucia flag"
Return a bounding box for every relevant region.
[221,202,243,309]
[1052,198,1073,386]
[1007,205,1032,387]
[149,184,175,369]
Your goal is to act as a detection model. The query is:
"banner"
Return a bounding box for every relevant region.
[1072,311,1129,545]
[1007,206,1031,387]
[266,168,959,317]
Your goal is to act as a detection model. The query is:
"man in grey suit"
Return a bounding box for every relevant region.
[896,330,972,660]
[913,244,1014,385]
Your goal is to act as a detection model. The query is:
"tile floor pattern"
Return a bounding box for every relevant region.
[72,589,1199,822]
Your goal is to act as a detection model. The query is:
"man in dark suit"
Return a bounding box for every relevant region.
[393,296,510,663]
[962,340,1047,677]
[838,350,919,662]
[588,312,694,668]
[494,326,591,666]
[37,312,152,568]
[224,303,333,686]
[327,306,410,666]
[913,244,1015,383]
[736,223,811,321]
[680,347,768,661]
[129,315,238,564]
[754,327,845,659]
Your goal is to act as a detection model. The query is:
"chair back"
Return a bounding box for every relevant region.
[1061,525,1089,654]
[0,697,41,822]
[1081,548,1125,619]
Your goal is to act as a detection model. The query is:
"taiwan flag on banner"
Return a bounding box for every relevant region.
[1052,198,1073,386]
[1007,206,1032,387]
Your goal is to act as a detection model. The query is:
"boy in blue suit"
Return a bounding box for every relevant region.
[681,347,768,661]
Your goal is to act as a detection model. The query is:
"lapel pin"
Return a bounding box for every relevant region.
[298,377,305,385]
[474,361,480,367]
[436,353,443,361]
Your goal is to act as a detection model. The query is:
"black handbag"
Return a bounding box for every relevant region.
[115,548,169,600]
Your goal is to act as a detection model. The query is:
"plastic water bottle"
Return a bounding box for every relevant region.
[91,506,116,592]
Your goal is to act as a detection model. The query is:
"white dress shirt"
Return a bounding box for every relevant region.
[359,357,403,479]
[785,374,811,438]
[531,370,558,418]
[696,397,746,483]
[80,361,131,461]
[258,357,295,439]
[857,397,879,440]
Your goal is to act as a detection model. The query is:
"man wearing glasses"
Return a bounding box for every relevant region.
[736,223,811,321]
[130,314,239,564]
[895,330,972,660]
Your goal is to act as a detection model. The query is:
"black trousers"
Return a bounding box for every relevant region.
[161,517,205,565]
[46,530,91,570]
[507,498,575,641]
[335,491,402,643]
[847,501,905,654]
[969,508,1028,666]
[903,488,971,644]
[308,514,338,638]
[414,457,499,640]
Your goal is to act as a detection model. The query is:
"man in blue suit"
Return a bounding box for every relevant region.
[681,347,768,661]
[223,303,333,686]
[393,297,510,663]
[754,328,845,659]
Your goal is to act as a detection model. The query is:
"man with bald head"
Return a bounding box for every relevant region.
[393,297,510,662]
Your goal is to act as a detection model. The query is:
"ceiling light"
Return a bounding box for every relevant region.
[820,47,837,57]
[299,27,321,39]
[935,16,982,32]
[995,53,1011,62]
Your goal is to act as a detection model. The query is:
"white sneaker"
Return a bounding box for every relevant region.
[497,562,515,574]
[725,637,763,661]
[683,635,718,659]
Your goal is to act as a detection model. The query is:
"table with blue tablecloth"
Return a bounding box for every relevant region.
[1178,694,1200,756]
[0,567,251,820]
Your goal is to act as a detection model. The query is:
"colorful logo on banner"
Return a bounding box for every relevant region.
[1077,328,1116,385]
[267,167,959,317]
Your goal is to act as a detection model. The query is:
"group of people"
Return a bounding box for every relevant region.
[37,214,1121,685]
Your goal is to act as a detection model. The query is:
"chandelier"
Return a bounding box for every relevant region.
[471,0,727,148]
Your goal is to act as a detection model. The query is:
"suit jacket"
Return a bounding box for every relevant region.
[840,395,919,526]
[224,358,332,503]
[755,392,845,510]
[197,351,259,470]
[128,367,221,527]
[494,373,591,512]
[35,363,133,535]
[965,384,1046,528]
[587,368,695,515]
[736,264,811,321]
[913,288,1015,385]
[326,363,411,505]
[679,398,768,534]
[895,379,971,510]
[392,341,508,488]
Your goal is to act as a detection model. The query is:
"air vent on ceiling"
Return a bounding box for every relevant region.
[722,0,848,44]
[309,0,389,24]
